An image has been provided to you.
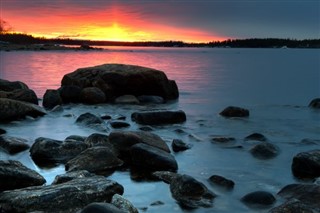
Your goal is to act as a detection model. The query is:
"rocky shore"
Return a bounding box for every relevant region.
[0,64,319,212]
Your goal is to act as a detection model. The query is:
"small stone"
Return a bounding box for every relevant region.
[171,139,191,152]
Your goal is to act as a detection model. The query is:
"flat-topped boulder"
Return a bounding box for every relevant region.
[60,63,179,103]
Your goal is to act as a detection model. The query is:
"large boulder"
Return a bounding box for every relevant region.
[0,89,38,104]
[0,79,28,91]
[0,160,46,191]
[0,135,30,154]
[43,89,63,109]
[131,110,186,125]
[61,64,179,102]
[291,149,320,179]
[0,98,46,122]
[0,176,124,213]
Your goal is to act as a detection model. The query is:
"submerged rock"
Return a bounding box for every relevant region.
[250,142,279,159]
[43,89,63,109]
[0,176,124,213]
[308,98,320,109]
[291,149,320,179]
[211,137,236,143]
[0,135,30,154]
[219,106,249,117]
[241,191,276,208]
[131,110,186,125]
[171,139,192,152]
[208,175,235,190]
[76,112,108,132]
[244,133,267,142]
[0,160,46,191]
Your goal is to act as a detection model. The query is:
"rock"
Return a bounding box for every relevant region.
[152,171,179,184]
[0,88,39,104]
[211,137,236,143]
[0,128,6,135]
[76,112,108,132]
[269,199,319,213]
[43,89,62,109]
[0,176,124,213]
[115,95,139,104]
[170,174,216,209]
[0,160,46,191]
[244,133,267,141]
[52,170,96,184]
[0,79,28,91]
[84,133,110,148]
[80,87,106,104]
[171,139,191,152]
[0,135,30,154]
[110,121,131,129]
[111,194,138,213]
[30,137,88,167]
[241,191,276,207]
[59,85,82,103]
[64,135,87,143]
[51,105,64,112]
[0,98,46,122]
[101,114,112,120]
[139,126,154,131]
[300,138,320,145]
[208,175,235,190]
[65,147,123,173]
[131,110,186,125]
[250,142,279,159]
[150,201,165,206]
[80,202,126,213]
[277,184,320,209]
[219,106,249,117]
[61,63,179,102]
[308,98,320,109]
[130,143,178,172]
[137,95,165,104]
[291,149,320,179]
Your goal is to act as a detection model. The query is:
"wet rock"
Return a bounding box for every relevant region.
[277,184,320,209]
[64,135,87,143]
[0,79,28,91]
[219,106,249,117]
[244,133,267,142]
[131,110,186,125]
[152,171,179,184]
[130,143,178,172]
[65,147,123,173]
[208,175,235,190]
[115,95,139,104]
[0,128,6,135]
[269,199,319,213]
[139,126,154,131]
[52,170,96,184]
[170,174,216,209]
[308,98,320,109]
[291,149,320,179]
[61,63,179,102]
[111,194,138,213]
[76,112,108,132]
[101,114,112,120]
[172,139,192,152]
[80,202,126,213]
[241,191,276,207]
[51,105,64,112]
[300,138,320,145]
[80,87,106,104]
[137,95,164,104]
[84,133,110,147]
[0,176,124,213]
[0,160,46,191]
[43,89,63,109]
[0,135,30,154]
[250,142,279,159]
[0,88,39,104]
[211,137,236,143]
[59,85,82,103]
[30,137,88,167]
[0,98,46,122]
[110,121,131,128]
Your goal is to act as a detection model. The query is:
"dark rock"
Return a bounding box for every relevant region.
[174,128,187,134]
[30,137,88,167]
[172,139,191,152]
[101,114,112,120]
[208,175,235,190]
[152,171,179,184]
[219,106,249,117]
[308,98,320,109]
[115,95,139,104]
[250,142,279,159]
[110,121,131,128]
[0,176,124,213]
[52,170,96,184]
[43,89,62,109]
[170,174,216,209]
[76,112,108,132]
[300,138,320,145]
[291,149,320,179]
[131,110,186,125]
[130,143,178,172]
[150,201,165,206]
[61,63,179,102]
[0,79,28,91]
[80,202,126,213]
[0,160,46,191]
[65,147,123,173]
[80,87,106,104]
[64,135,87,143]
[137,95,165,104]
[0,98,46,122]
[51,105,64,112]
[115,115,126,120]
[111,194,139,213]
[211,137,236,143]
[0,88,39,104]
[245,133,267,142]
[269,199,319,213]
[277,184,320,209]
[59,85,82,103]
[139,126,154,131]
[0,135,30,154]
[241,191,276,207]
[0,128,6,135]
[84,133,110,148]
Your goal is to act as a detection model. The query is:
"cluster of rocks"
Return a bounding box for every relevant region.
[1,64,319,212]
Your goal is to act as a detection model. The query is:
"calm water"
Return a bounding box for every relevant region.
[0,47,319,212]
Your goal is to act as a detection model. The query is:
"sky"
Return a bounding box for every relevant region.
[0,0,319,42]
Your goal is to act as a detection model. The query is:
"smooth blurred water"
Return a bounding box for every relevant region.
[0,47,319,212]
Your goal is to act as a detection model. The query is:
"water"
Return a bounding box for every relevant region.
[0,47,320,212]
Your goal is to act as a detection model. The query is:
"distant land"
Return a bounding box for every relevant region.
[0,33,320,50]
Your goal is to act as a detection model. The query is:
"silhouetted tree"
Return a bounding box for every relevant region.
[0,19,13,34]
